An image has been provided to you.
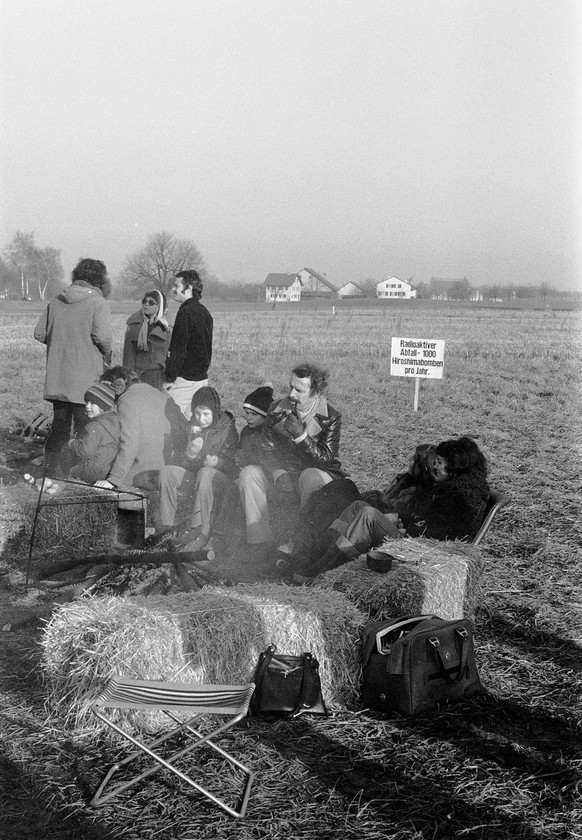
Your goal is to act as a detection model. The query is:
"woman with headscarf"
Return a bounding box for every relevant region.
[122,290,171,389]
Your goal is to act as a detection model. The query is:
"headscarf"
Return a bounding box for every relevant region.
[137,289,168,351]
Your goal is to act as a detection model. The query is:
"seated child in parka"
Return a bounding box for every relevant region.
[157,386,238,552]
[68,381,120,484]
[235,383,297,503]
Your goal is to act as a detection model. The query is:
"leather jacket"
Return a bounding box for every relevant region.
[263,395,346,477]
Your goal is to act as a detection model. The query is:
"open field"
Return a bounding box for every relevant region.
[0,302,581,839]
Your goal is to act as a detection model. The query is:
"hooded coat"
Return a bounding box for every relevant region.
[34,282,112,404]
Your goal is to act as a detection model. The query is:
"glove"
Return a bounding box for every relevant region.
[283,411,305,439]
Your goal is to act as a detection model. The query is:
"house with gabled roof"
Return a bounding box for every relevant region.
[376,277,417,299]
[296,268,337,297]
[337,281,365,298]
[264,273,302,303]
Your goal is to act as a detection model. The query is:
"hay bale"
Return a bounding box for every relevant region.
[41,583,367,732]
[4,480,145,572]
[315,537,485,622]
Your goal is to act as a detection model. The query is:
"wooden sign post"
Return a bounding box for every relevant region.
[390,337,446,411]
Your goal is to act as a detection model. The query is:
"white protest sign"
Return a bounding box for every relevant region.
[390,337,445,379]
[390,337,446,411]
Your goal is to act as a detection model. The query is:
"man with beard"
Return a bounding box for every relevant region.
[238,362,345,560]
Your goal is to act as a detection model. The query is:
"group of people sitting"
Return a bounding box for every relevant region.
[50,356,491,581]
[33,258,491,581]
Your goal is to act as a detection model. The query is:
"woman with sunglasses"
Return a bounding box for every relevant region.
[123,290,171,389]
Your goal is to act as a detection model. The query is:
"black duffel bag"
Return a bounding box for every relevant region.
[361,614,482,715]
[251,644,328,718]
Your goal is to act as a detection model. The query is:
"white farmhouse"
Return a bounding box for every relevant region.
[376,277,417,299]
[264,273,302,303]
[337,281,365,298]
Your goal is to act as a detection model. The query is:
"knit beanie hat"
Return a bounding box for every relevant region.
[84,381,116,411]
[243,383,274,416]
[191,386,221,423]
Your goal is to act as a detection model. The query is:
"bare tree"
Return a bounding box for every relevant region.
[31,246,64,300]
[4,231,35,299]
[119,231,205,298]
[360,277,378,298]
[449,278,472,300]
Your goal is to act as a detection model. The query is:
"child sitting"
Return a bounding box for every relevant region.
[235,384,274,468]
[67,381,120,483]
[236,383,298,505]
[155,386,238,554]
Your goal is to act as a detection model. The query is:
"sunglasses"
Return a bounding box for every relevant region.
[142,298,158,306]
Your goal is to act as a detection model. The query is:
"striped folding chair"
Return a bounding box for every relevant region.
[89,678,256,818]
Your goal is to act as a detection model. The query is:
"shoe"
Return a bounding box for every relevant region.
[275,557,293,575]
[143,528,174,549]
[292,572,314,585]
[276,542,294,556]
[178,531,209,553]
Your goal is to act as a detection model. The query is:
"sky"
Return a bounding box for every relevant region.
[1,0,581,291]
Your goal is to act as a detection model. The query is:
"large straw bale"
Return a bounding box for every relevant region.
[41,582,367,732]
[4,481,143,570]
[315,537,485,622]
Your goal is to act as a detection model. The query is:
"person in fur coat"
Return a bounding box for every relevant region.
[289,437,490,582]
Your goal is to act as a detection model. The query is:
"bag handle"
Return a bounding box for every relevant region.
[429,627,471,683]
[253,643,276,697]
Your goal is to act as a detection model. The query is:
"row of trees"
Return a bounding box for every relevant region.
[1,232,64,300]
[1,229,578,303]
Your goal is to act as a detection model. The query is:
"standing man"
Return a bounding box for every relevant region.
[164,270,213,420]
[238,362,346,559]
[34,258,112,477]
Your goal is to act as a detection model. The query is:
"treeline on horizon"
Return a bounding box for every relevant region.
[1,229,579,304]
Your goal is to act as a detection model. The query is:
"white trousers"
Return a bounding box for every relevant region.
[164,377,208,420]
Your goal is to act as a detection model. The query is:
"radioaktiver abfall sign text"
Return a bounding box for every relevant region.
[390,337,445,379]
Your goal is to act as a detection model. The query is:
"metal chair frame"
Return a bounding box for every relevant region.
[472,490,507,546]
[90,678,255,819]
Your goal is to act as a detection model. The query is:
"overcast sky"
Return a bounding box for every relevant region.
[1,0,580,291]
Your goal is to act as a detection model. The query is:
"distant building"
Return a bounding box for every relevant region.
[264,273,302,303]
[376,277,417,299]
[296,268,337,298]
[337,281,365,298]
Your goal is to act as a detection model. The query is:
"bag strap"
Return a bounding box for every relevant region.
[289,652,317,718]
[430,627,471,683]
[253,643,276,695]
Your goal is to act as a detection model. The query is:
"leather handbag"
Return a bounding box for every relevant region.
[251,644,328,718]
[361,614,482,715]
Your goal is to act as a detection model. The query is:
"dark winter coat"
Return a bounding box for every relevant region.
[236,424,283,473]
[165,298,213,382]
[122,311,171,389]
[403,471,490,542]
[68,411,121,483]
[34,282,112,404]
[181,411,238,478]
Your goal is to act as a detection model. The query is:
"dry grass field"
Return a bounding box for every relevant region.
[0,300,580,840]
